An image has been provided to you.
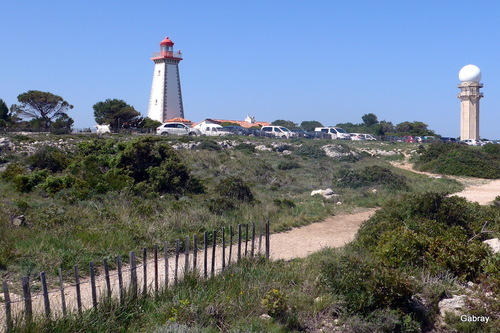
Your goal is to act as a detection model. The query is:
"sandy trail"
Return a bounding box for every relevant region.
[1,162,499,329]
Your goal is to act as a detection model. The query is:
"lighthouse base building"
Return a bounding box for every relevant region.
[148,37,184,123]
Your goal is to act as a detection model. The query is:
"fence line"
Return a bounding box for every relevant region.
[1,221,270,332]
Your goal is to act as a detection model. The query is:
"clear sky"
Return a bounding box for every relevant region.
[1,0,499,138]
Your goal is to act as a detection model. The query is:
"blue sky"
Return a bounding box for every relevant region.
[1,1,500,138]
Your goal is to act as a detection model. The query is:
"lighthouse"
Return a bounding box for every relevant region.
[457,64,483,140]
[148,37,184,123]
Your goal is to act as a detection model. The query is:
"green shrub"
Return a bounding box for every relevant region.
[13,170,49,192]
[273,198,296,209]
[234,143,255,154]
[29,145,70,173]
[335,165,409,190]
[215,176,254,203]
[1,162,27,180]
[40,174,76,194]
[294,144,326,159]
[206,197,236,214]
[320,250,414,314]
[198,140,221,151]
[415,143,500,178]
[277,161,301,170]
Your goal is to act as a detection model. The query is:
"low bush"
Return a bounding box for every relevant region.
[335,165,409,190]
[320,250,414,315]
[215,176,254,203]
[277,160,301,170]
[415,143,500,178]
[197,140,221,151]
[29,145,70,173]
[13,169,49,192]
[234,143,255,154]
[294,144,326,159]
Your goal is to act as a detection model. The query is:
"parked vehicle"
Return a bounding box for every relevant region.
[314,127,351,140]
[363,134,377,141]
[193,123,231,136]
[260,126,296,138]
[156,122,201,136]
[461,139,483,146]
[349,133,366,141]
[401,135,416,143]
[440,137,459,143]
[291,129,314,138]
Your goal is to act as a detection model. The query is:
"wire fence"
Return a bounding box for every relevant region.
[1,221,270,332]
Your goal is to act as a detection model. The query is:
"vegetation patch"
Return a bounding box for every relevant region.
[414,142,500,178]
[335,165,409,190]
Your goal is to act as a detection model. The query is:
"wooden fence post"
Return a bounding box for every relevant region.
[104,259,111,299]
[3,280,13,331]
[245,223,249,257]
[211,230,216,278]
[90,262,98,309]
[22,276,32,324]
[143,248,147,296]
[251,222,256,257]
[154,245,159,295]
[58,268,67,316]
[237,224,242,262]
[259,221,263,255]
[222,227,226,271]
[204,232,208,278]
[129,251,138,298]
[193,234,198,274]
[266,220,270,260]
[74,265,82,313]
[229,225,233,265]
[117,256,124,304]
[164,242,169,289]
[175,240,180,284]
[185,236,190,274]
[40,272,50,318]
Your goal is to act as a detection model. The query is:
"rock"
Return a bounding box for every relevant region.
[255,145,272,151]
[483,238,500,254]
[260,313,272,320]
[438,295,466,317]
[311,188,338,199]
[10,215,26,227]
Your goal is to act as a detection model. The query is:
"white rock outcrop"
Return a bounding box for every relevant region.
[483,238,500,254]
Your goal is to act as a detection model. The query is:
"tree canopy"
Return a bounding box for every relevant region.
[93,99,141,131]
[362,113,379,126]
[0,99,9,121]
[16,91,73,130]
[271,119,299,129]
[300,120,323,131]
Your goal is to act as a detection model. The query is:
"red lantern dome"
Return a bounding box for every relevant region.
[160,36,174,46]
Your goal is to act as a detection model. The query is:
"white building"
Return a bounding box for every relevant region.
[147,37,184,123]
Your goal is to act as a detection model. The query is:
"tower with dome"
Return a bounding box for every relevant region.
[148,37,185,123]
[457,64,483,140]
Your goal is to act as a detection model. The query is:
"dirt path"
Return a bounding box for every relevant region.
[2,162,499,329]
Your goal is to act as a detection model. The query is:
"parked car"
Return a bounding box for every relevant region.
[314,127,351,140]
[260,126,296,138]
[193,123,231,136]
[363,134,377,141]
[461,139,483,146]
[156,122,201,136]
[401,135,416,143]
[291,129,314,138]
[349,133,366,141]
[440,137,459,143]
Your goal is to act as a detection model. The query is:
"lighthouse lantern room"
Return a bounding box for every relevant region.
[148,36,184,123]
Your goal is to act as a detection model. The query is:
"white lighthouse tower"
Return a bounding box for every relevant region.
[148,37,184,123]
[457,64,483,140]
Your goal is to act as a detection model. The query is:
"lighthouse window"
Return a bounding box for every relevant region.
[155,100,157,105]
[158,70,161,76]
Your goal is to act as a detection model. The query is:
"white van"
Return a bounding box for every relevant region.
[260,126,296,138]
[193,123,231,136]
[314,127,351,140]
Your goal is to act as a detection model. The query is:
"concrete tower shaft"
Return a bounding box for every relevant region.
[458,81,483,140]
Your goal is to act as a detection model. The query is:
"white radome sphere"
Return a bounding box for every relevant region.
[459,64,482,83]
